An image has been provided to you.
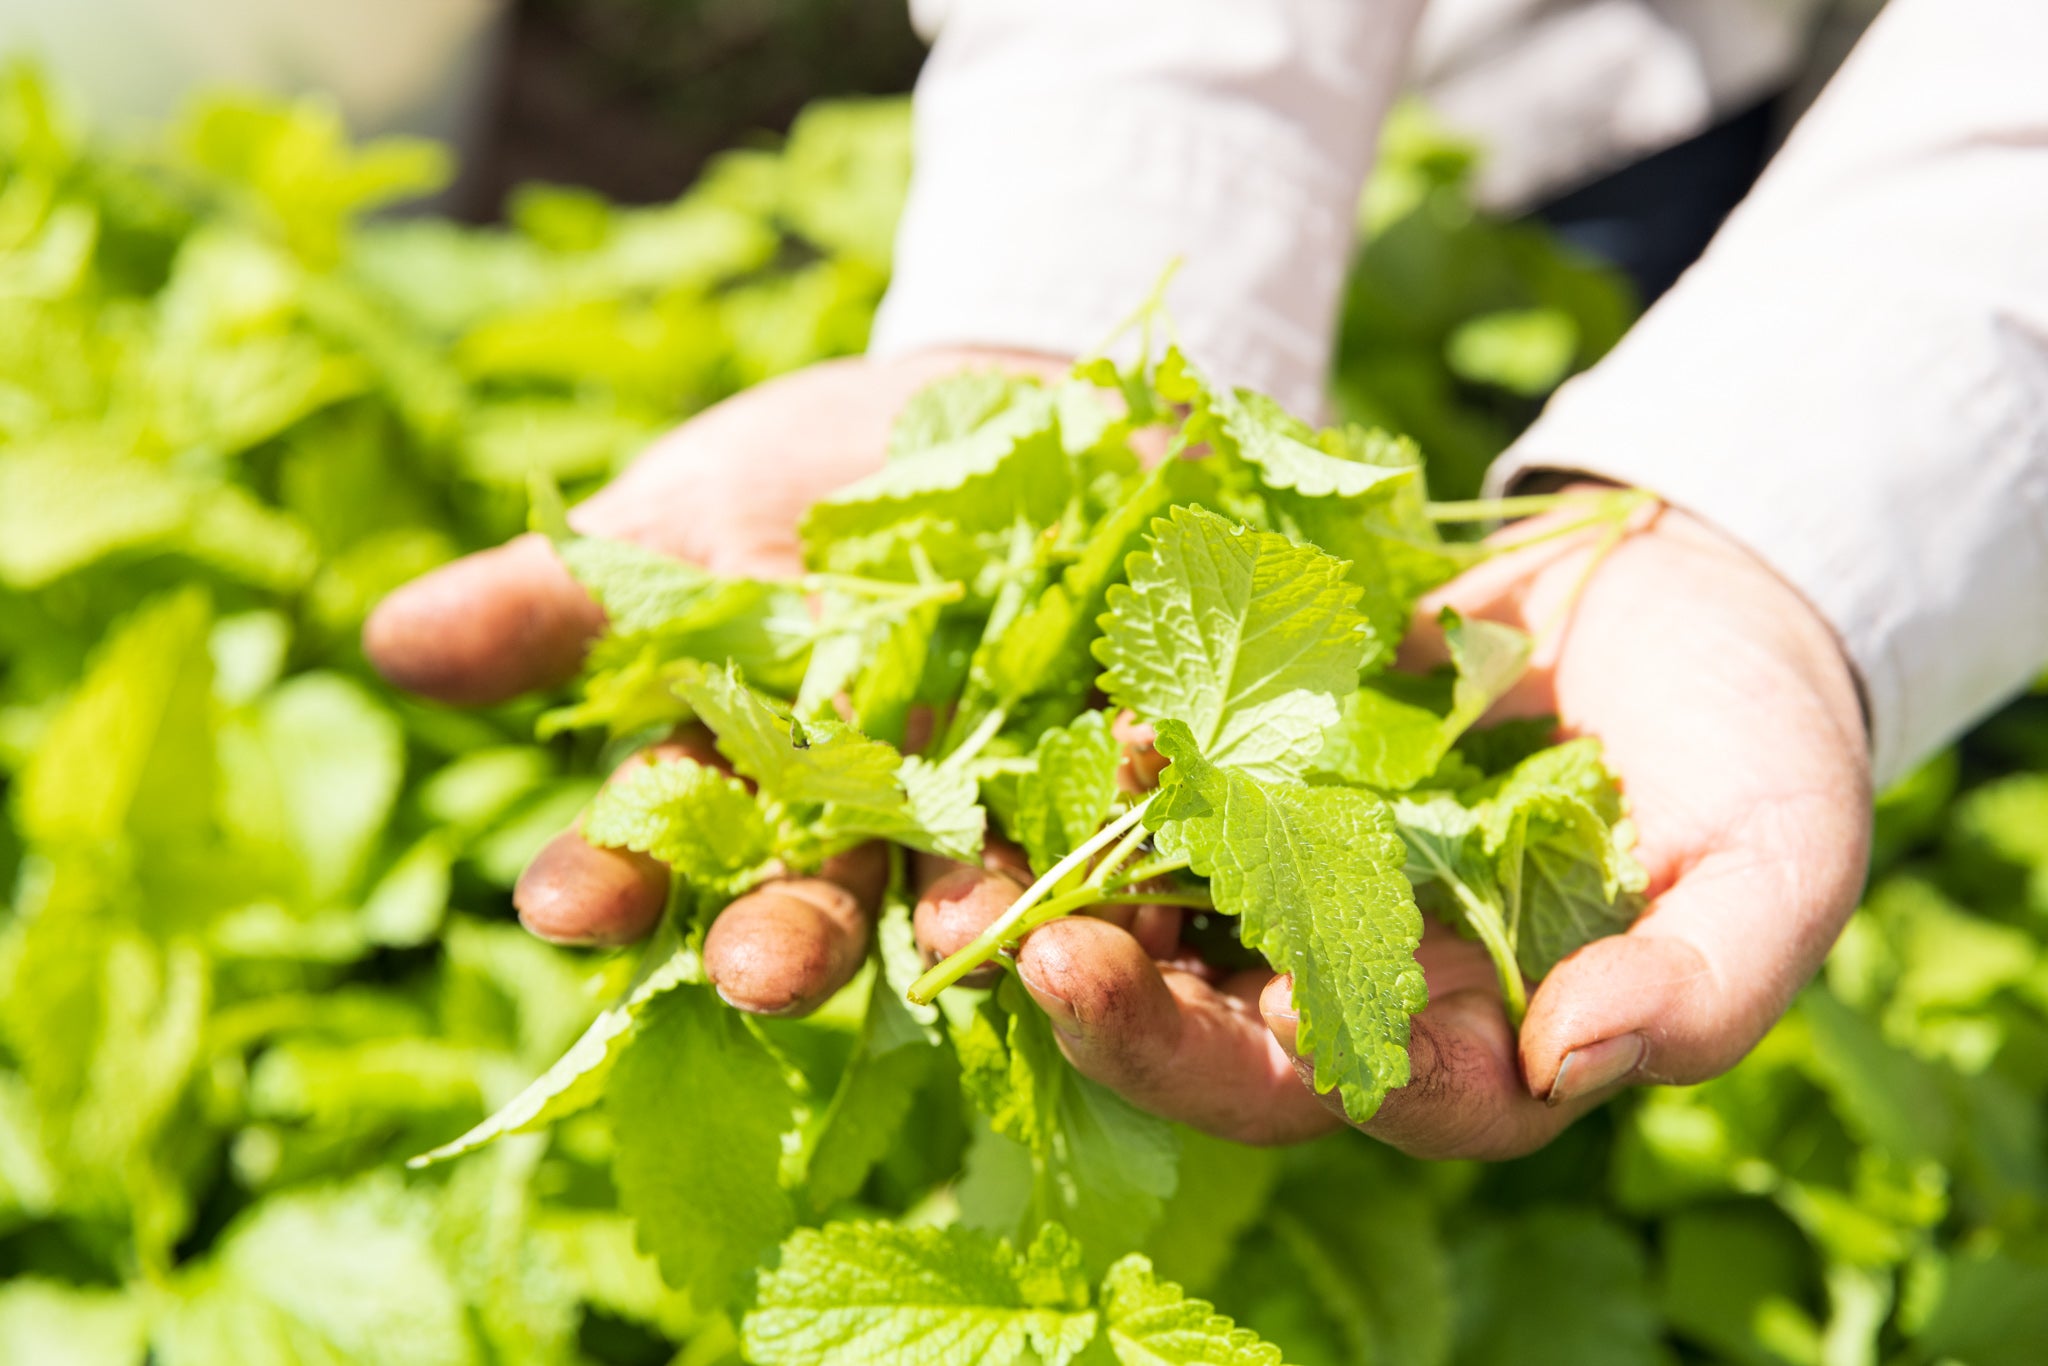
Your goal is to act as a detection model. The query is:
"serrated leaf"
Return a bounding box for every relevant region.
[1097,1256,1286,1366]
[1202,386,1415,502]
[582,756,776,893]
[956,980,1180,1272]
[1013,711,1122,877]
[1151,722,1425,1121]
[409,928,700,1166]
[989,457,1212,712]
[802,916,943,1214]
[743,1221,1099,1366]
[610,986,799,1308]
[678,660,903,810]
[1316,609,1531,792]
[802,389,1072,587]
[1481,739,1644,979]
[559,535,722,634]
[888,371,1041,458]
[876,755,987,865]
[1097,506,1372,782]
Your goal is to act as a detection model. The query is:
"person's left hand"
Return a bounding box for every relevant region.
[920,497,1872,1156]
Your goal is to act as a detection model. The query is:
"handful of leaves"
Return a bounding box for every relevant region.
[419,340,1651,1355]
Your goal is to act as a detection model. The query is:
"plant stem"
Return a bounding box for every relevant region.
[1425,492,1602,523]
[1117,854,1191,885]
[938,705,1008,772]
[800,573,964,603]
[906,795,1157,1004]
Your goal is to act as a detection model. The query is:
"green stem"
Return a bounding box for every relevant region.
[906,795,1157,1004]
[938,705,1008,772]
[799,573,964,603]
[1117,854,1191,886]
[1425,492,1603,523]
[1409,844,1529,1027]
[1084,816,1154,894]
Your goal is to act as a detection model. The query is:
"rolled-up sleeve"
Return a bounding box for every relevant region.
[1490,0,2048,788]
[870,0,1424,420]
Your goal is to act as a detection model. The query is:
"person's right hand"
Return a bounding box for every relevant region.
[364,349,1065,1015]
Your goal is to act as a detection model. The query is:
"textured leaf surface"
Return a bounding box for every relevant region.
[956,981,1180,1268]
[409,930,700,1166]
[1204,387,1415,502]
[1152,723,1426,1120]
[744,1222,1097,1366]
[1097,506,1372,781]
[610,986,798,1308]
[1098,1257,1286,1366]
[1014,711,1123,877]
[582,756,776,892]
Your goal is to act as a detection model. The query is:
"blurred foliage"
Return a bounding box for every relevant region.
[3,61,2044,1366]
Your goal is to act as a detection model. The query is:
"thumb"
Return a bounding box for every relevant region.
[1519,828,1866,1102]
[364,533,601,705]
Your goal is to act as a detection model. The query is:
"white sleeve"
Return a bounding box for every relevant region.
[1488,0,2048,789]
[868,0,1426,421]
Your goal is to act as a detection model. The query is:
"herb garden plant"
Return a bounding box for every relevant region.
[409,330,1656,1361]
[8,62,2048,1366]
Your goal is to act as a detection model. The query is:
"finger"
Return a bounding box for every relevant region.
[1111,711,1169,793]
[912,864,1026,988]
[365,533,602,705]
[1015,917,1340,1145]
[704,842,890,1016]
[1519,794,1870,1099]
[512,729,729,946]
[515,830,670,946]
[1259,974,1593,1160]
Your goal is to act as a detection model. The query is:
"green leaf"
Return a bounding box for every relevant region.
[0,1279,146,1366]
[743,1221,1099,1366]
[559,535,722,634]
[1314,608,1530,791]
[802,389,1072,588]
[154,1174,482,1366]
[956,979,1181,1270]
[678,661,984,862]
[1202,386,1416,501]
[221,671,405,902]
[409,928,701,1166]
[1262,429,1477,660]
[801,907,942,1215]
[1445,308,1579,397]
[1097,506,1373,781]
[1481,739,1645,979]
[1013,711,1123,877]
[359,835,453,959]
[1097,1256,1286,1366]
[679,660,902,810]
[18,587,215,849]
[610,986,799,1307]
[1139,1131,1280,1296]
[1450,1209,1669,1366]
[582,756,777,893]
[1151,722,1425,1120]
[990,457,1212,712]
[889,370,1042,458]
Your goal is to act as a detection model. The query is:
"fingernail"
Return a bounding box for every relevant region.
[1016,960,1083,1040]
[1545,1033,1647,1107]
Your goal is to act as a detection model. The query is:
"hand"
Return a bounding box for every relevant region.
[364,349,1066,1014]
[968,496,1872,1156]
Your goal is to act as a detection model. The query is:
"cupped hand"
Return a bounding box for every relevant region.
[364,349,1065,1015]
[971,495,1872,1156]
